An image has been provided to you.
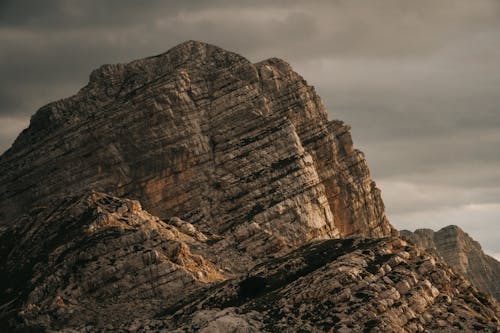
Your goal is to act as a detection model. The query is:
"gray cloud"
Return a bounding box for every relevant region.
[0,0,499,257]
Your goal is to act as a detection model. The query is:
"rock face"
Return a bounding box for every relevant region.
[1,198,498,332]
[0,41,498,332]
[401,225,500,301]
[168,238,499,333]
[0,41,393,251]
[0,192,223,329]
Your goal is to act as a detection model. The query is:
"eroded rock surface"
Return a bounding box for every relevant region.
[401,225,500,301]
[161,238,499,333]
[4,205,497,333]
[0,41,498,332]
[0,192,224,330]
[0,41,393,252]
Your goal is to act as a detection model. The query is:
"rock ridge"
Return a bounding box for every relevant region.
[1,195,498,331]
[401,225,500,301]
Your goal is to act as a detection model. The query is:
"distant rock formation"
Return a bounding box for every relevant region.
[0,41,498,332]
[401,225,500,301]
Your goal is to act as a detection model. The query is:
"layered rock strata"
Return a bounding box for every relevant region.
[1,199,498,332]
[0,192,223,329]
[401,225,500,301]
[0,41,497,332]
[165,238,499,333]
[0,41,393,256]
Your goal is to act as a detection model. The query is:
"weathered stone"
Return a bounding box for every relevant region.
[401,225,500,301]
[0,41,393,253]
[0,192,224,329]
[164,238,499,332]
[0,41,497,332]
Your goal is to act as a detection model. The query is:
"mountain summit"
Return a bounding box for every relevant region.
[0,40,393,247]
[0,41,498,332]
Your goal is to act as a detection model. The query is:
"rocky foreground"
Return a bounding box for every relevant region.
[0,41,498,332]
[1,192,499,332]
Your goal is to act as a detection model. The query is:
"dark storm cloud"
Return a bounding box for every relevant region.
[0,0,499,257]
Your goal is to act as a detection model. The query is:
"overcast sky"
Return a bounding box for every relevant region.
[1,0,499,258]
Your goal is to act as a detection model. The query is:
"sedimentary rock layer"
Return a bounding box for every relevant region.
[166,237,499,332]
[1,41,497,332]
[0,41,393,256]
[401,226,500,301]
[1,196,498,332]
[0,192,223,329]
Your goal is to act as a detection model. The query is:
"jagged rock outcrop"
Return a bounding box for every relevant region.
[0,192,224,329]
[164,238,498,333]
[401,225,500,301]
[2,198,498,332]
[0,41,393,257]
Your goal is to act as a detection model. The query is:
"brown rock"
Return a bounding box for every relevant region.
[401,225,500,301]
[0,41,393,255]
[0,41,497,332]
[0,192,223,329]
[164,238,500,332]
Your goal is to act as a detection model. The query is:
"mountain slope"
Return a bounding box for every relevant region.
[0,196,498,331]
[0,41,498,332]
[401,225,500,301]
[0,41,393,250]
[169,237,499,332]
[0,192,223,329]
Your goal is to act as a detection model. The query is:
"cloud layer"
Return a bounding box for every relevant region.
[1,0,499,258]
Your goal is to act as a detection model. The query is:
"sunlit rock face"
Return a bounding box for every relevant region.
[0,192,224,329]
[0,41,393,256]
[3,204,499,332]
[401,225,500,301]
[0,41,498,332]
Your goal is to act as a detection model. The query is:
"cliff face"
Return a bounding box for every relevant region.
[401,226,500,301]
[0,41,498,332]
[0,41,393,256]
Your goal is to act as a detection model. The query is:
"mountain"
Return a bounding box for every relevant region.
[401,225,500,301]
[0,41,394,271]
[0,41,498,332]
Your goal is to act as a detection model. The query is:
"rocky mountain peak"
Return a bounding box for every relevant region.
[0,41,394,246]
[401,225,500,301]
[0,42,498,331]
[85,40,247,89]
